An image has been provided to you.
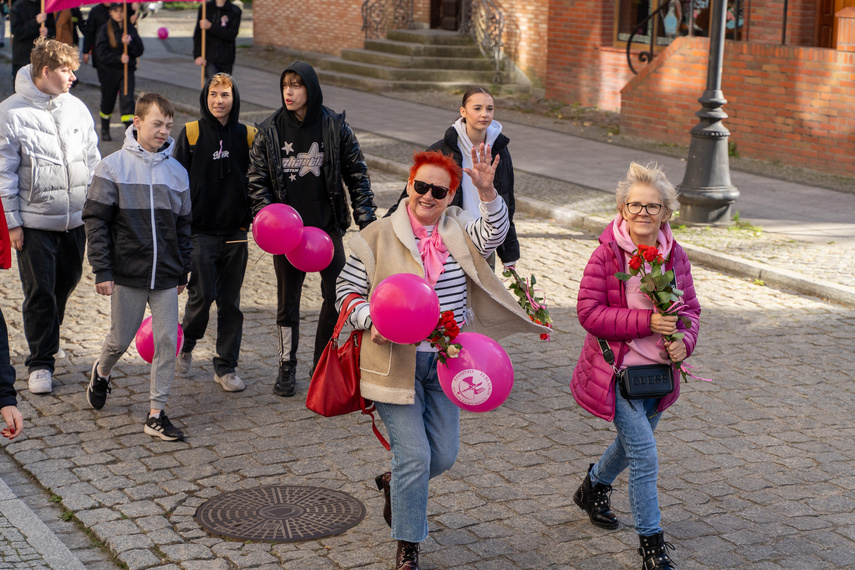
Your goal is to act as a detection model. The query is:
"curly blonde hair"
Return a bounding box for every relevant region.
[615,161,679,216]
[30,37,80,79]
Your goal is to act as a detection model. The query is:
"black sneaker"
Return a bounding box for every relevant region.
[273,361,296,397]
[144,413,185,441]
[86,361,111,410]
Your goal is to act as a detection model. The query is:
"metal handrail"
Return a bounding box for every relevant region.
[361,0,413,40]
[461,0,505,83]
[625,1,673,75]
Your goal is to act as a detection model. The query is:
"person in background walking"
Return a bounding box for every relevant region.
[10,0,54,81]
[83,93,192,442]
[173,73,256,392]
[247,61,377,398]
[570,162,701,570]
[0,37,100,395]
[193,0,241,77]
[94,2,143,141]
[82,1,136,66]
[386,86,519,270]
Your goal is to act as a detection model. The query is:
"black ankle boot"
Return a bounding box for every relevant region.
[100,117,111,141]
[273,361,296,397]
[638,532,676,569]
[375,472,391,528]
[395,540,419,570]
[573,463,619,529]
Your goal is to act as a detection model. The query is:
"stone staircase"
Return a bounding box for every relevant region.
[316,29,525,92]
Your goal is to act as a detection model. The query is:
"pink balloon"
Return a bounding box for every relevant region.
[369,273,439,344]
[252,204,304,255]
[134,316,184,364]
[157,27,169,40]
[437,332,514,413]
[285,226,334,272]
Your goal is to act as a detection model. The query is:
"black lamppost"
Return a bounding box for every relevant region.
[677,0,739,224]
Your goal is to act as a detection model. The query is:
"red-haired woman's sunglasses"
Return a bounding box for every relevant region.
[413,180,450,200]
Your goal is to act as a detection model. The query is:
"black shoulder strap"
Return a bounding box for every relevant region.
[597,339,615,366]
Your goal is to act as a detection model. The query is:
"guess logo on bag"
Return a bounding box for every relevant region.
[631,371,671,386]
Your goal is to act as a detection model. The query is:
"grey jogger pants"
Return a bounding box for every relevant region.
[98,285,179,410]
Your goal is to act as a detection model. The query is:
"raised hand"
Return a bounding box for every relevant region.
[462,142,499,202]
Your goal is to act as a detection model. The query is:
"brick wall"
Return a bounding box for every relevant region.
[253,0,367,55]
[493,0,549,85]
[545,0,647,110]
[746,0,815,45]
[620,37,855,175]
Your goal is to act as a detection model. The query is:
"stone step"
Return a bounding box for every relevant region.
[316,68,527,94]
[364,39,482,58]
[326,58,497,83]
[341,49,493,71]
[386,28,473,45]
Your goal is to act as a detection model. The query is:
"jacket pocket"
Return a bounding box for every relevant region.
[19,152,62,205]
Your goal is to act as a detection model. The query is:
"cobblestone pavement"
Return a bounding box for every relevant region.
[1,205,854,569]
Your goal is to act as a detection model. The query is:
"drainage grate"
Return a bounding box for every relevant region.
[195,485,366,542]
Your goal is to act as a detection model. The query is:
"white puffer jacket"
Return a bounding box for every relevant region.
[0,65,100,231]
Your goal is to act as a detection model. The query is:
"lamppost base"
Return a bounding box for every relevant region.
[675,187,738,225]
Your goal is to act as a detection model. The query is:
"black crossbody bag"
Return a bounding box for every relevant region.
[597,339,674,400]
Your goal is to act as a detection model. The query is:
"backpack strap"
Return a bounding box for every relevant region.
[185,120,200,147]
[245,124,257,148]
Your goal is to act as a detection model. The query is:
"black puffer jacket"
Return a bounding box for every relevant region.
[247,62,376,235]
[10,0,55,67]
[387,126,519,264]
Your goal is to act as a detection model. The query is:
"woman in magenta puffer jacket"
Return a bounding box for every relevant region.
[570,162,701,570]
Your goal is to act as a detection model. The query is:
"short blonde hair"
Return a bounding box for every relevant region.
[30,37,80,78]
[135,92,175,120]
[615,162,679,216]
[210,73,234,91]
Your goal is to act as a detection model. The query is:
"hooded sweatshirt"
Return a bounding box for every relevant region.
[273,62,333,231]
[173,75,252,235]
[453,116,503,219]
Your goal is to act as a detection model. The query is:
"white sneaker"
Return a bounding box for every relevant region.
[214,372,245,392]
[55,347,67,359]
[28,369,53,394]
[175,351,192,375]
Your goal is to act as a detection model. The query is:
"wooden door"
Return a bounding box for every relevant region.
[430,0,463,30]
[818,0,855,47]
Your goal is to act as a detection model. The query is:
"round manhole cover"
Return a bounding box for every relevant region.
[195,485,366,542]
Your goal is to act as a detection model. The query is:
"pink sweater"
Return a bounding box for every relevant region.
[570,221,701,421]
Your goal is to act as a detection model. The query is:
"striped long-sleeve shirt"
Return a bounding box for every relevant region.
[335,197,510,345]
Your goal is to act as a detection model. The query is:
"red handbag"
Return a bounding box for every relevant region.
[306,293,389,450]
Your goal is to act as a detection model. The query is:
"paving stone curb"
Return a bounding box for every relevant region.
[365,153,855,308]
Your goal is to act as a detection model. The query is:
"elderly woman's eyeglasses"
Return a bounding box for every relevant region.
[625,202,662,215]
[413,180,450,200]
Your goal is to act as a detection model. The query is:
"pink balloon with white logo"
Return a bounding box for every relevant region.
[134,316,184,364]
[437,332,514,413]
[252,203,304,255]
[369,273,439,344]
[285,226,334,272]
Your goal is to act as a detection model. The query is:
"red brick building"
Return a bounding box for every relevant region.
[254,0,855,175]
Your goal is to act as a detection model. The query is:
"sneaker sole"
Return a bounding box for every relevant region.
[144,425,183,441]
[273,386,296,397]
[28,384,52,395]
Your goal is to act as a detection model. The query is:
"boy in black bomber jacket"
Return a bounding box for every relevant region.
[83,93,192,442]
[172,73,255,392]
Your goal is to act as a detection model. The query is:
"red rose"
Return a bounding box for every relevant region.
[643,247,659,262]
[540,333,550,341]
[447,324,460,338]
[628,255,643,270]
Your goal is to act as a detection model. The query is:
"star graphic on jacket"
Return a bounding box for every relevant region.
[281,141,294,155]
[289,174,297,181]
[297,142,323,177]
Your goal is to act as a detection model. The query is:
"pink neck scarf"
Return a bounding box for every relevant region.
[406,205,449,286]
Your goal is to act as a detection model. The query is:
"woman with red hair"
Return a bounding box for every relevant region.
[335,147,545,569]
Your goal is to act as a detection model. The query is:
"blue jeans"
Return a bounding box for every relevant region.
[590,390,663,536]
[374,352,460,543]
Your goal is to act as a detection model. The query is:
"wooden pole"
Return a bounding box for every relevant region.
[201,1,207,88]
[123,3,128,95]
[40,0,44,31]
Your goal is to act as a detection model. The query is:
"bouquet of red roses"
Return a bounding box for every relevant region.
[503,267,552,341]
[428,311,463,365]
[615,244,707,382]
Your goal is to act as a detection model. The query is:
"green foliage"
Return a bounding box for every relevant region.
[49,494,62,503]
[728,140,739,157]
[61,511,73,521]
